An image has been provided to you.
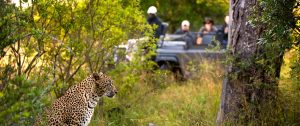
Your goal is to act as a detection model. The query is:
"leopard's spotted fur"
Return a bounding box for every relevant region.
[47,73,117,126]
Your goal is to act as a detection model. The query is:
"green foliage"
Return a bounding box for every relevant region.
[228,0,298,82]
[140,0,229,32]
[227,0,298,94]
[0,1,30,57]
[252,0,298,75]
[0,0,152,124]
[290,5,300,90]
[291,53,300,88]
[0,75,50,125]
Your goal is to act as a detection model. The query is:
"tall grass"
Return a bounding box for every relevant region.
[88,53,300,126]
[89,60,224,126]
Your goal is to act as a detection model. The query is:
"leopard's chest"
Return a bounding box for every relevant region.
[80,96,99,126]
[81,107,95,126]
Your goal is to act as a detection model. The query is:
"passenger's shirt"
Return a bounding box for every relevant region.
[147,16,164,38]
[198,26,218,37]
[220,24,228,41]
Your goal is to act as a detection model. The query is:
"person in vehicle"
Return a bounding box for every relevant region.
[175,20,190,34]
[174,20,196,47]
[220,15,229,45]
[147,6,164,38]
[196,18,218,45]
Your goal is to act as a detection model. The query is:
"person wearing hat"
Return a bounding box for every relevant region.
[196,18,218,45]
[175,20,191,34]
[175,20,196,47]
[147,6,164,38]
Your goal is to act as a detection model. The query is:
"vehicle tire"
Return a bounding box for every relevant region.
[160,63,171,70]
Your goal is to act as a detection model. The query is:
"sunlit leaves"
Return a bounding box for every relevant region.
[0,0,150,125]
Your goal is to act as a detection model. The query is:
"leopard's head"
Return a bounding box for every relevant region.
[92,72,117,98]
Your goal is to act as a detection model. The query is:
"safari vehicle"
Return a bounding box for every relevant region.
[113,23,228,80]
[155,32,227,79]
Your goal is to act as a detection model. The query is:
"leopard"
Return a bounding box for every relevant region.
[46,72,117,126]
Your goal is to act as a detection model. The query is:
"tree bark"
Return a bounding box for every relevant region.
[217,0,283,124]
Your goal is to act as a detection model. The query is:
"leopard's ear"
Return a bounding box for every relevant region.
[92,73,100,80]
[92,72,104,80]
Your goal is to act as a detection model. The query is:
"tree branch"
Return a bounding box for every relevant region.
[24,51,45,74]
[66,61,85,83]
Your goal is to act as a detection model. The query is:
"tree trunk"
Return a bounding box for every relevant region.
[217,0,283,124]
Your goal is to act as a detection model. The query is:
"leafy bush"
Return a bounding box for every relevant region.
[0,75,51,125]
